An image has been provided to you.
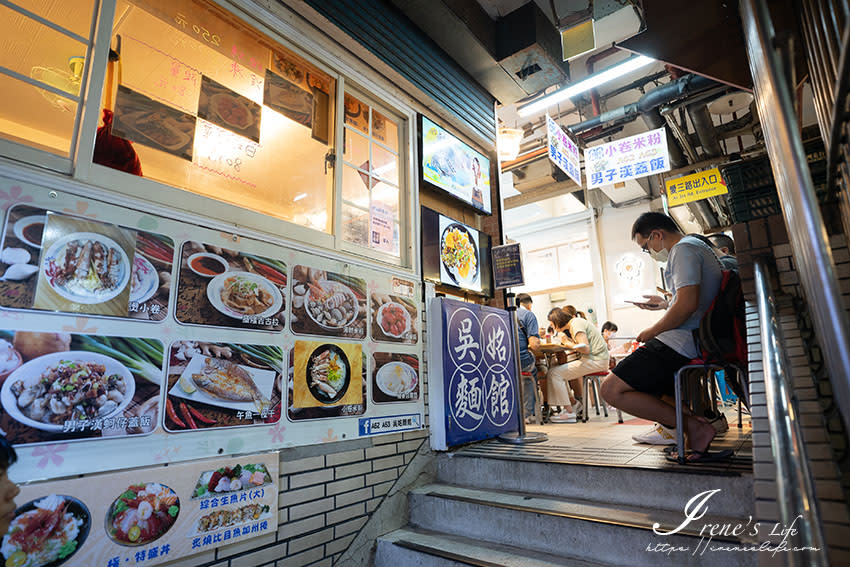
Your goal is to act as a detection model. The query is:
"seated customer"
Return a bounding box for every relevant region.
[546,308,611,423]
[0,436,19,535]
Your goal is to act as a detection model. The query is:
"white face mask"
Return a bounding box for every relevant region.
[647,232,669,263]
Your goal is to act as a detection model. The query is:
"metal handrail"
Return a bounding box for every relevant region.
[741,0,850,438]
[753,259,827,566]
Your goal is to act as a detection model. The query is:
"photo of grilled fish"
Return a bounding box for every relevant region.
[192,357,268,406]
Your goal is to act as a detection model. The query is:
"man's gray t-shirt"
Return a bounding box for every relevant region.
[655,236,722,359]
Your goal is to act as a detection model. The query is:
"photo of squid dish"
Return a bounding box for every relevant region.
[1,351,135,432]
[42,232,130,305]
[440,224,479,286]
[106,482,179,546]
[207,272,283,320]
[197,504,271,534]
[193,463,272,499]
[306,344,350,403]
[305,280,358,330]
[1,494,90,567]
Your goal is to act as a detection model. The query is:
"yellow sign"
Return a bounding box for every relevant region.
[665,167,727,206]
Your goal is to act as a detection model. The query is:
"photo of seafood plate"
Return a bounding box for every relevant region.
[193,463,272,499]
[169,354,274,413]
[306,344,349,403]
[440,224,479,287]
[1,351,135,432]
[42,232,130,305]
[305,280,358,330]
[106,482,179,546]
[197,504,271,534]
[207,272,283,320]
[1,494,90,567]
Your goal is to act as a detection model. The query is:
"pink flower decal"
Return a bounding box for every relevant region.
[62,317,97,334]
[268,422,285,444]
[321,429,338,443]
[219,232,240,243]
[32,443,68,469]
[62,201,96,218]
[0,186,33,211]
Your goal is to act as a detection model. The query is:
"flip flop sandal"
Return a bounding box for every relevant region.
[665,449,734,463]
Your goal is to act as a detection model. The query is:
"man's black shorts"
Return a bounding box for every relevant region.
[612,338,691,396]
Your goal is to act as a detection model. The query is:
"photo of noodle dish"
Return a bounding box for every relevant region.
[106,483,179,546]
[42,232,130,304]
[0,351,135,432]
[1,494,90,567]
[376,361,418,398]
[207,272,283,320]
[306,344,350,403]
[440,224,479,287]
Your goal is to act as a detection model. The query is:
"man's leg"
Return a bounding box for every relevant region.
[522,363,537,418]
[601,373,716,454]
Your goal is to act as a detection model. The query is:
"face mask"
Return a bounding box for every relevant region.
[648,232,669,262]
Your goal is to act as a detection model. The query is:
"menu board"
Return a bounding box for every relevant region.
[420,115,491,214]
[164,342,283,432]
[421,207,492,296]
[175,241,286,331]
[197,76,262,143]
[0,173,424,483]
[3,453,278,567]
[0,206,174,321]
[0,330,162,445]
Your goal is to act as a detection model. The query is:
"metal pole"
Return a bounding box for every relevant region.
[754,259,828,566]
[740,0,850,436]
[499,291,547,444]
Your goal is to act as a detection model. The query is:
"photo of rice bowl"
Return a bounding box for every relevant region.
[1,494,90,567]
[105,482,179,546]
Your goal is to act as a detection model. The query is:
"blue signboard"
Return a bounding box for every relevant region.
[428,297,519,449]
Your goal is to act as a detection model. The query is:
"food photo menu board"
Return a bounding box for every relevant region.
[421,207,492,296]
[370,276,418,345]
[288,340,366,421]
[2,453,278,567]
[175,241,287,331]
[0,206,174,321]
[372,352,419,403]
[290,265,367,339]
[164,341,283,432]
[0,330,162,446]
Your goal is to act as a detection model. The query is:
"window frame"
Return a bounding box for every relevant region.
[0,0,417,271]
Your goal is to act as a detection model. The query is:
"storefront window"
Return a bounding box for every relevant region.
[97,0,336,233]
[0,1,97,157]
[341,93,402,256]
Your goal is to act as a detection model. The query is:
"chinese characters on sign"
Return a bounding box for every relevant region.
[547,115,581,186]
[664,167,728,206]
[429,298,518,449]
[584,127,671,188]
[491,243,524,289]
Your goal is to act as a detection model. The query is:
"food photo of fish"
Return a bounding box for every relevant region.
[192,357,267,405]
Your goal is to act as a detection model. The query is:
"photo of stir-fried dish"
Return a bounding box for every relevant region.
[197,504,270,533]
[440,225,478,284]
[212,94,253,130]
[207,272,282,320]
[43,232,129,303]
[191,356,269,408]
[107,482,179,546]
[4,352,134,430]
[307,345,349,403]
[1,495,89,567]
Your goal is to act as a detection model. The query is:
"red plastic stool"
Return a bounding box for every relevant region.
[582,371,622,423]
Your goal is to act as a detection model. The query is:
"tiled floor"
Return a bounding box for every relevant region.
[458,404,752,476]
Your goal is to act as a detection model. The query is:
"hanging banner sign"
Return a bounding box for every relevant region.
[427,297,518,450]
[546,115,581,186]
[585,127,671,188]
[665,167,728,206]
[491,243,524,289]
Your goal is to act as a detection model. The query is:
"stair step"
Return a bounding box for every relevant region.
[375,527,607,567]
[438,452,753,518]
[408,484,756,567]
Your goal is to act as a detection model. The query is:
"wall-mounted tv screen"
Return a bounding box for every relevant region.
[422,207,492,296]
[420,115,492,214]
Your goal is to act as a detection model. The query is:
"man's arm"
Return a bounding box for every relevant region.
[637,284,700,343]
[528,335,541,355]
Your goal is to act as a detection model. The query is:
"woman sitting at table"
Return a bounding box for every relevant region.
[546,308,611,423]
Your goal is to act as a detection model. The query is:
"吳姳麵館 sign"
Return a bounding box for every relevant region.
[664,167,728,206]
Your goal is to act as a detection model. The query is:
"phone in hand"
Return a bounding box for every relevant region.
[624,299,650,306]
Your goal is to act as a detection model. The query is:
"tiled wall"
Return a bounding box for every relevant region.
[734,213,850,566]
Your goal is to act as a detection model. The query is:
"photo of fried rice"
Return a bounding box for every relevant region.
[1,494,89,567]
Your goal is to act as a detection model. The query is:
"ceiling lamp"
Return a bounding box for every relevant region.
[497,127,524,162]
[517,55,655,117]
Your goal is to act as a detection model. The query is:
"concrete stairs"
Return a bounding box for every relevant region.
[374,451,756,567]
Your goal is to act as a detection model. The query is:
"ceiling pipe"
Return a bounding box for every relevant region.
[583,46,622,138]
[688,104,723,157]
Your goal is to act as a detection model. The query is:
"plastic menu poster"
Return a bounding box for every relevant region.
[370,276,418,345]
[0,205,174,321]
[164,341,283,432]
[287,340,365,420]
[0,330,163,446]
[2,453,278,567]
[175,241,286,331]
[290,265,366,339]
[371,352,419,403]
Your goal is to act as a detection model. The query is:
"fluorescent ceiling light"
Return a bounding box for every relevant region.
[517,55,655,117]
